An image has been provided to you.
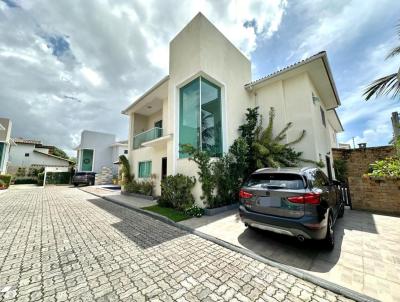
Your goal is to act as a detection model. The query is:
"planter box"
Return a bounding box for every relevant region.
[204,203,239,216]
[121,191,155,200]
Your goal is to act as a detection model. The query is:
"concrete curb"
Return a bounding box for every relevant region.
[81,189,378,302]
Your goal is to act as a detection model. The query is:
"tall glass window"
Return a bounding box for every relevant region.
[179,77,222,158]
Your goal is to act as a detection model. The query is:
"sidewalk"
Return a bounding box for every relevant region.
[79,186,157,208]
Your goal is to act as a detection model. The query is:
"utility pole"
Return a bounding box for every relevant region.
[352,137,356,149]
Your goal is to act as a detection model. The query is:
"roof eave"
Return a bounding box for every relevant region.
[122,75,169,115]
[244,51,341,108]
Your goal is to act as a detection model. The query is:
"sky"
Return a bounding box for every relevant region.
[0,0,399,156]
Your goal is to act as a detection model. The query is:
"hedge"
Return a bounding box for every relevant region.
[14,178,37,185]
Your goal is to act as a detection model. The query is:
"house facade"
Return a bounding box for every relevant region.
[8,138,72,172]
[122,13,343,202]
[0,118,13,175]
[75,130,128,176]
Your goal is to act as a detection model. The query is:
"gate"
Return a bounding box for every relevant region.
[338,182,352,209]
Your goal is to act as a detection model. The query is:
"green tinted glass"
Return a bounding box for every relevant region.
[0,143,4,170]
[179,78,200,158]
[81,149,93,171]
[201,78,222,157]
[138,161,152,178]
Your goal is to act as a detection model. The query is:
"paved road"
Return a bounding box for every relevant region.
[0,187,352,302]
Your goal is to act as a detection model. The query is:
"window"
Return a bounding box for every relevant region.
[0,142,4,169]
[179,77,222,158]
[25,153,29,157]
[154,120,162,129]
[138,161,152,178]
[309,170,329,188]
[124,150,128,154]
[244,173,306,190]
[320,106,326,127]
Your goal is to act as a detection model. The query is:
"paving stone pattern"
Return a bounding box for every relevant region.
[0,187,353,301]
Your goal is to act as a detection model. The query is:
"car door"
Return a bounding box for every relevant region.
[317,170,338,217]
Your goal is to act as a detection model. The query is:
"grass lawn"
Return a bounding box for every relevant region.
[142,205,191,222]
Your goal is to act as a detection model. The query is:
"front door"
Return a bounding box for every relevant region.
[161,157,167,179]
[326,155,333,181]
[81,149,94,172]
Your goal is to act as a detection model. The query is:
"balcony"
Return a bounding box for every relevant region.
[133,127,163,149]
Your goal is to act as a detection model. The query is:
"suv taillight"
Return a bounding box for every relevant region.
[239,189,253,199]
[288,193,320,205]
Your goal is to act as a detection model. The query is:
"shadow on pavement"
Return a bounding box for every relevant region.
[87,197,187,250]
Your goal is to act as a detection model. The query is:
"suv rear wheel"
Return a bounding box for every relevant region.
[323,214,335,250]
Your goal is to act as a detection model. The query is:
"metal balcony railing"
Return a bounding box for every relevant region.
[133,127,163,149]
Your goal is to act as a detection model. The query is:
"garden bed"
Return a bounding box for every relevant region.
[204,203,239,216]
[142,205,191,222]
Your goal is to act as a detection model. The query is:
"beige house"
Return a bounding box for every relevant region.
[122,13,343,204]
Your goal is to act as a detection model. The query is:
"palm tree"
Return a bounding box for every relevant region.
[253,107,306,168]
[364,24,400,100]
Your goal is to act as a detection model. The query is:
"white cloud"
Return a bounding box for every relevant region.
[0,0,287,154]
[289,0,396,59]
[80,66,103,87]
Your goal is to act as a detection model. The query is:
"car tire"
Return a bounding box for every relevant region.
[89,180,94,186]
[323,214,335,250]
[338,204,345,218]
[73,183,78,187]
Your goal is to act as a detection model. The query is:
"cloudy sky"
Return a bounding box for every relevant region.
[1,0,400,156]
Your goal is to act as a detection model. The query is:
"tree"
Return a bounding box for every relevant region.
[52,147,68,159]
[238,107,260,175]
[253,107,306,168]
[364,23,400,100]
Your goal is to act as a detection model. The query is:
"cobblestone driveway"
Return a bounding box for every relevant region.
[0,187,352,302]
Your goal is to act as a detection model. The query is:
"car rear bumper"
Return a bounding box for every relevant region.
[73,178,89,184]
[239,205,327,240]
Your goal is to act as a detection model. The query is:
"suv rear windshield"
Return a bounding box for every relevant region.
[244,173,306,190]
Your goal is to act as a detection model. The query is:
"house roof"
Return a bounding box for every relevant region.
[33,150,74,163]
[13,138,42,145]
[245,51,341,108]
[122,75,169,115]
[0,123,4,131]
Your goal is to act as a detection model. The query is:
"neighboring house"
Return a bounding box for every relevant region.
[0,118,13,175]
[75,130,128,175]
[122,13,344,202]
[8,138,72,172]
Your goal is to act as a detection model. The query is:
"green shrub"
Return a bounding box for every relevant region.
[333,159,347,182]
[368,157,400,177]
[125,179,154,196]
[0,174,12,189]
[185,205,204,217]
[14,178,37,184]
[158,174,196,210]
[37,172,44,186]
[16,167,26,177]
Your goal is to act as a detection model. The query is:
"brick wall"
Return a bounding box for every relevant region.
[333,146,400,215]
[332,146,395,177]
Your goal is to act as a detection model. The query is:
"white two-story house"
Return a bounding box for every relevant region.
[0,118,13,175]
[122,13,343,203]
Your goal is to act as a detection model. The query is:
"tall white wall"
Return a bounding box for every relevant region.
[78,131,115,174]
[168,13,252,203]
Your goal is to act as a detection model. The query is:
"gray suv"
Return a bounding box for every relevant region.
[239,167,344,249]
